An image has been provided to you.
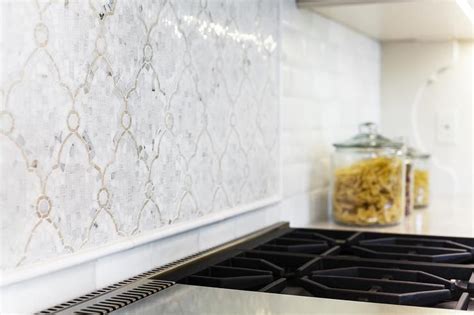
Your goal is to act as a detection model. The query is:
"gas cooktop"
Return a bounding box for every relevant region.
[40,223,474,314]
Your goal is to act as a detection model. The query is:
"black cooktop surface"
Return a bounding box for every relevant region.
[158,228,474,311]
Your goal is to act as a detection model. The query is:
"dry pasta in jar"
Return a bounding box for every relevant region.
[332,157,404,226]
[414,169,429,208]
[331,122,406,226]
[407,147,430,209]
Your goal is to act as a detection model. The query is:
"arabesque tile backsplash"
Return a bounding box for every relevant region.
[0,0,279,271]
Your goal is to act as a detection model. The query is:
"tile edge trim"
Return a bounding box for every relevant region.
[0,195,281,287]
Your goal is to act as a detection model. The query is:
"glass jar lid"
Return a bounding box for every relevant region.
[333,122,404,149]
[407,147,430,159]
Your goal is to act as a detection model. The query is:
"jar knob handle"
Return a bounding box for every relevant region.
[359,122,378,134]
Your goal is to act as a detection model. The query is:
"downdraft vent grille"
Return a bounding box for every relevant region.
[38,279,173,314]
[76,279,172,314]
[38,277,152,313]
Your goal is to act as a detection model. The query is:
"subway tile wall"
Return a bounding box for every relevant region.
[279,0,381,225]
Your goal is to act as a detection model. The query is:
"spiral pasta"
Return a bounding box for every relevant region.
[333,157,404,226]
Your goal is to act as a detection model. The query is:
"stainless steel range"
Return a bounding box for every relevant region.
[39,222,474,314]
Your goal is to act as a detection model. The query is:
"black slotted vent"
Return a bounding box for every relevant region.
[76,279,172,314]
[39,279,173,314]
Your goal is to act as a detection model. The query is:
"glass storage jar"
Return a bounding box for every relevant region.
[329,122,406,226]
[408,148,430,208]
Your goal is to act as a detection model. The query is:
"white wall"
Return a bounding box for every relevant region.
[279,0,381,225]
[381,41,473,201]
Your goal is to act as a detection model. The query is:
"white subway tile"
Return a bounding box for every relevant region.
[281,0,315,31]
[197,219,236,251]
[95,243,153,288]
[279,0,380,230]
[150,230,199,268]
[281,66,317,99]
[232,204,279,237]
[280,190,329,226]
[1,261,96,313]
[281,27,307,66]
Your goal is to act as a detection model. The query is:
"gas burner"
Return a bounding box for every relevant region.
[283,229,354,244]
[257,237,330,254]
[311,267,455,288]
[218,257,285,276]
[300,274,451,306]
[310,255,474,291]
[299,267,456,306]
[184,266,275,290]
[351,236,474,263]
[240,250,321,277]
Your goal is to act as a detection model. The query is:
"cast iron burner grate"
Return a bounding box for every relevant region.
[175,228,474,311]
[40,224,474,313]
[300,267,455,306]
[257,237,330,254]
[185,265,275,290]
[350,237,474,263]
[300,275,451,306]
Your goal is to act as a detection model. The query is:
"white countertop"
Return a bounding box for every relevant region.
[303,197,473,238]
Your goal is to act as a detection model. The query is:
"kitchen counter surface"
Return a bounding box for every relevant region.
[303,197,473,237]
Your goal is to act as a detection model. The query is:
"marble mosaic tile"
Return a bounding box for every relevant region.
[0,0,279,271]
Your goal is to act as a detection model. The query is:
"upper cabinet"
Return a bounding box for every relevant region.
[297,0,474,41]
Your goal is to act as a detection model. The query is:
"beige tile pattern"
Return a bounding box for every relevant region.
[0,0,279,270]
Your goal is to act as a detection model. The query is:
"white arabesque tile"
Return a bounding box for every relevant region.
[1,0,280,277]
